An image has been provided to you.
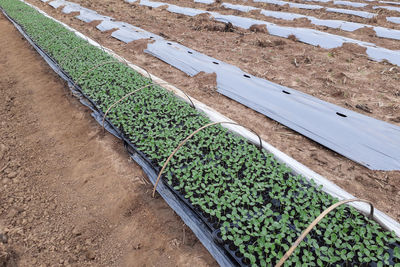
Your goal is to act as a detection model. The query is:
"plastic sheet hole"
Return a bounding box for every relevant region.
[213,61,219,65]
[243,74,251,78]
[336,112,347,118]
[135,30,139,32]
[282,90,291,95]
[188,51,193,54]
[150,36,154,39]
[167,42,172,45]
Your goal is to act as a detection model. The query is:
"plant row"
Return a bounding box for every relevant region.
[1,0,399,265]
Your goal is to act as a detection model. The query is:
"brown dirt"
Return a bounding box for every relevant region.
[151,0,400,49]
[23,0,400,223]
[167,0,400,29]
[0,13,216,267]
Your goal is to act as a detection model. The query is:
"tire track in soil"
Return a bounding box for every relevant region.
[0,13,216,267]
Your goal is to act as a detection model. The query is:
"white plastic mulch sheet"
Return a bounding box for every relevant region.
[374,4,400,11]
[388,16,400,23]
[222,2,400,40]
[44,0,400,172]
[253,0,324,9]
[333,0,368,8]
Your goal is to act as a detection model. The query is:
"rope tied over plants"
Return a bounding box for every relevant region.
[102,82,169,131]
[152,121,263,197]
[72,60,123,88]
[58,42,89,66]
[102,81,196,132]
[275,198,375,267]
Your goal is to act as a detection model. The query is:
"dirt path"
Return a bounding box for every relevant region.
[0,13,216,267]
[25,0,400,223]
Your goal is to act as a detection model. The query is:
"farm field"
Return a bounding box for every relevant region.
[26,0,400,219]
[1,0,400,266]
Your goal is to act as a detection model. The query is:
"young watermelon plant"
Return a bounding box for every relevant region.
[1,0,399,265]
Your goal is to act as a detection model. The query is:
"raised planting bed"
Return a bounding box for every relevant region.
[1,0,400,265]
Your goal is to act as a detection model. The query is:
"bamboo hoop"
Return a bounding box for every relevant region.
[97,41,107,54]
[59,42,128,69]
[180,90,195,109]
[152,121,263,197]
[101,81,196,131]
[96,42,128,67]
[41,33,64,49]
[80,34,105,54]
[58,42,87,66]
[101,82,169,131]
[77,33,130,68]
[275,198,374,267]
[45,34,61,44]
[159,80,195,109]
[140,66,153,82]
[45,30,76,50]
[72,60,121,88]
[118,52,130,67]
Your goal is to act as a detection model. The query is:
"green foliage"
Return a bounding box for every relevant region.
[1,0,399,265]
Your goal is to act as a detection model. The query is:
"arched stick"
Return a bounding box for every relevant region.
[58,42,87,66]
[118,53,130,66]
[98,41,107,54]
[39,33,62,50]
[101,82,170,132]
[275,198,374,267]
[59,43,127,68]
[45,31,70,50]
[79,34,107,56]
[153,80,195,108]
[83,35,128,67]
[140,66,153,82]
[180,90,195,109]
[72,60,121,88]
[46,34,62,44]
[152,121,263,197]
[101,81,196,131]
[98,42,129,67]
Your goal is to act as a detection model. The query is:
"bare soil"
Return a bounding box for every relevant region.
[0,13,216,267]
